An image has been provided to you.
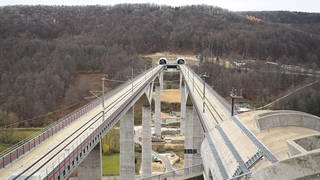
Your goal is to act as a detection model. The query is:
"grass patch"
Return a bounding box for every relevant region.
[162,122,180,127]
[0,143,11,153]
[160,89,181,103]
[0,128,42,153]
[102,153,120,176]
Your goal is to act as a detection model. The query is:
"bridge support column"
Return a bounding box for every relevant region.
[179,72,183,89]
[78,140,102,180]
[184,105,204,172]
[155,85,161,137]
[192,107,204,166]
[160,71,164,90]
[142,105,152,178]
[184,105,193,169]
[120,107,135,180]
[180,84,186,135]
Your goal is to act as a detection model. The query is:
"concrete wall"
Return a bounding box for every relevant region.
[201,128,240,180]
[201,138,224,180]
[287,140,307,156]
[252,151,320,179]
[256,111,320,131]
[294,135,320,151]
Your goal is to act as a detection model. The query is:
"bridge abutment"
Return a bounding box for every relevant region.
[120,107,135,179]
[78,140,102,180]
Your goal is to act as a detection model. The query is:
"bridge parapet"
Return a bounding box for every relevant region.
[255,110,320,131]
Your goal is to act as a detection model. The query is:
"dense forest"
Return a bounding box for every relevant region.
[0,4,320,126]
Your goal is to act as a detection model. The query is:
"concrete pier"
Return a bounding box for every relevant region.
[184,104,194,168]
[155,85,161,137]
[180,85,186,135]
[78,141,102,180]
[160,71,164,90]
[184,105,203,170]
[120,107,135,180]
[192,106,203,165]
[141,106,152,178]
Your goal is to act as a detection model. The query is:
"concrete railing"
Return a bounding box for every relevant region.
[141,164,203,180]
[255,110,320,131]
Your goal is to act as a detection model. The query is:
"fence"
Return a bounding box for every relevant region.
[142,164,203,180]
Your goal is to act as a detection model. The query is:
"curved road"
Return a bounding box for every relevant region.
[134,126,174,173]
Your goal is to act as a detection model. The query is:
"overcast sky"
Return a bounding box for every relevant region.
[0,0,320,12]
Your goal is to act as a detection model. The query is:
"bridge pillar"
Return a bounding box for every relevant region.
[120,107,135,179]
[184,105,204,172]
[184,104,194,169]
[192,107,204,165]
[179,72,183,89]
[160,71,164,90]
[180,84,186,135]
[78,140,102,180]
[155,85,161,137]
[142,105,152,178]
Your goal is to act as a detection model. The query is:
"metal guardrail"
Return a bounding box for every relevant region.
[141,164,203,180]
[204,133,229,180]
[184,66,231,112]
[0,65,161,170]
[232,150,263,178]
[183,65,228,179]
[228,171,252,180]
[0,100,98,170]
[181,65,280,179]
[231,116,278,163]
[181,66,227,125]
[215,125,249,175]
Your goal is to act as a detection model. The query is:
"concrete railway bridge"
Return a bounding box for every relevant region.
[1,58,320,180]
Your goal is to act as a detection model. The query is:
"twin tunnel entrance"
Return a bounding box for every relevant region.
[159,57,186,69]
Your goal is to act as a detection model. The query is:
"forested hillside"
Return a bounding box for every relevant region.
[241,11,320,40]
[0,4,319,126]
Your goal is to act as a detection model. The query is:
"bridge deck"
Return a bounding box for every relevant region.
[180,65,278,178]
[0,66,162,179]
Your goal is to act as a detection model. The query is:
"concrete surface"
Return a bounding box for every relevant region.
[155,85,161,137]
[180,82,186,135]
[252,151,320,179]
[239,110,320,161]
[184,104,194,169]
[256,110,320,131]
[120,107,135,180]
[0,66,162,179]
[141,106,152,178]
[78,141,102,180]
